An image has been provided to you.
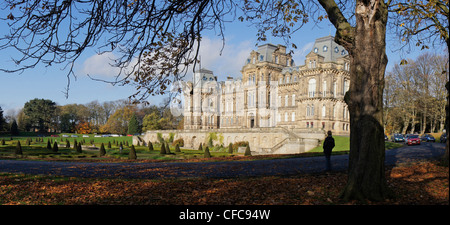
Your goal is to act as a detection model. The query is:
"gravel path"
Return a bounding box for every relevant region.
[0,142,445,179]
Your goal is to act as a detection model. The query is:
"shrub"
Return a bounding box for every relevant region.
[166,143,171,154]
[175,143,181,152]
[244,145,251,156]
[172,138,184,147]
[76,142,82,153]
[73,140,78,151]
[198,143,203,151]
[148,141,154,151]
[160,142,166,155]
[99,143,106,156]
[204,146,211,158]
[228,143,233,154]
[129,145,137,160]
[15,141,22,156]
[66,140,70,148]
[52,142,59,152]
[232,141,249,151]
[107,141,112,149]
[47,140,52,150]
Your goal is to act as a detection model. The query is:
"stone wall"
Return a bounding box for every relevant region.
[134,128,325,155]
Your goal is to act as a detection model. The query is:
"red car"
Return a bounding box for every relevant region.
[406,134,421,146]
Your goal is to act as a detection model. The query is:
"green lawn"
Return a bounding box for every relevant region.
[308,135,404,154]
[0,133,242,161]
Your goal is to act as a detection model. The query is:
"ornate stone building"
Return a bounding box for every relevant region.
[183,35,350,135]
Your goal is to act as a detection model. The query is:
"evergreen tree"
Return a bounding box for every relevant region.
[198,143,203,151]
[166,143,171,154]
[15,141,23,156]
[244,145,251,156]
[228,143,233,154]
[66,139,70,148]
[46,140,52,150]
[52,141,59,152]
[160,142,166,155]
[1,139,5,145]
[73,139,78,151]
[77,142,82,153]
[204,146,211,158]
[107,141,112,149]
[127,113,141,135]
[129,145,137,159]
[175,143,181,153]
[148,141,153,151]
[99,143,106,156]
[10,119,19,136]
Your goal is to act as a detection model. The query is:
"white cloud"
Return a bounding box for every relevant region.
[194,37,253,80]
[81,52,122,77]
[291,41,314,66]
[80,37,253,81]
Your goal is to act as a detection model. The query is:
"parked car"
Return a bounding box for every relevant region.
[406,134,421,146]
[62,134,69,137]
[82,135,89,138]
[71,135,78,137]
[391,133,405,142]
[50,134,59,137]
[420,134,435,142]
[440,133,447,143]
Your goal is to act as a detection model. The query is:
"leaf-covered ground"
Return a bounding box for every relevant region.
[0,160,447,205]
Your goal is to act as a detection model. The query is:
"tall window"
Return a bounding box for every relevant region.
[285,95,288,107]
[285,112,288,122]
[323,80,327,97]
[333,81,337,98]
[322,105,326,117]
[292,112,295,122]
[308,79,316,97]
[292,94,295,106]
[306,105,310,116]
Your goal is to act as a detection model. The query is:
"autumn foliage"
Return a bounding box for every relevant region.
[0,161,447,205]
[75,121,91,134]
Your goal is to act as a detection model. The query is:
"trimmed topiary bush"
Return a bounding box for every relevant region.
[99,143,106,156]
[129,145,137,160]
[204,146,211,158]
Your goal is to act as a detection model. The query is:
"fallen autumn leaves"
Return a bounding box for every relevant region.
[0,161,447,205]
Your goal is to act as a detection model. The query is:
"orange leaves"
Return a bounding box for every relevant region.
[0,161,447,205]
[75,121,91,134]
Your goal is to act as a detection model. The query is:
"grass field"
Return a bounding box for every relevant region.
[0,133,405,162]
[308,135,404,154]
[0,133,243,161]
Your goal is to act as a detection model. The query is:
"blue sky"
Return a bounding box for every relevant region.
[0,8,437,116]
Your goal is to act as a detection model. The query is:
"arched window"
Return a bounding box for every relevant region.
[308,79,316,97]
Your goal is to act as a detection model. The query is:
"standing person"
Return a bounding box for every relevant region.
[323,130,335,172]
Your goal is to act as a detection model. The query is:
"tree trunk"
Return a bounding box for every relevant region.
[339,0,391,201]
[445,81,449,164]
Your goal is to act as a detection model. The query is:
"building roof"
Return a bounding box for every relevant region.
[311,35,348,62]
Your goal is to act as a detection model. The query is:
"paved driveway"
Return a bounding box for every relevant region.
[0,142,446,179]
